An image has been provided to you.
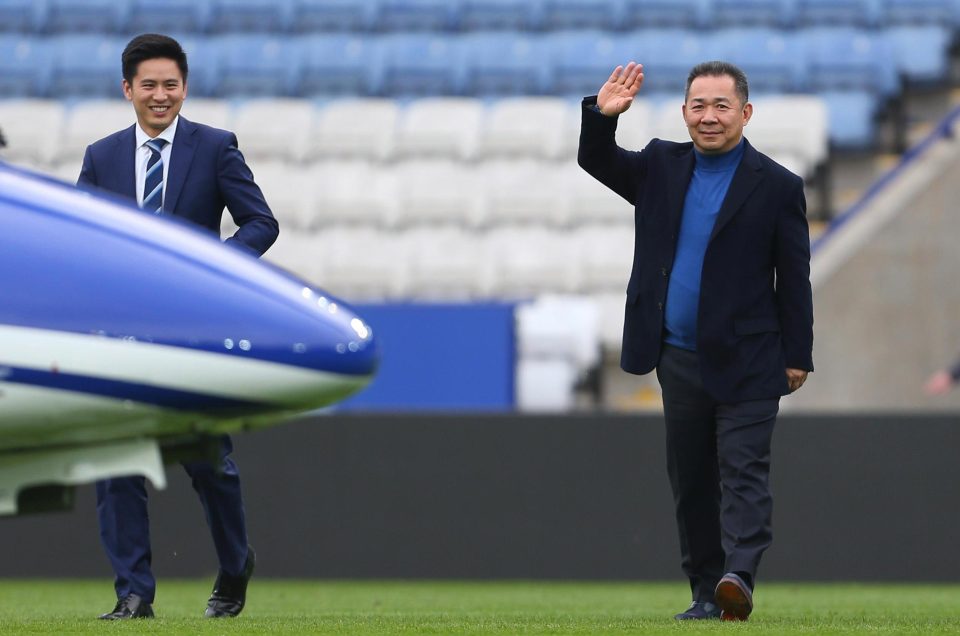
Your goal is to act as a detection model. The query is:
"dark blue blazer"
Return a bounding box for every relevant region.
[78,116,278,256]
[578,97,814,402]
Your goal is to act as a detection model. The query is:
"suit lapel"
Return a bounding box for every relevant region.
[709,139,762,242]
[164,117,198,215]
[115,126,137,200]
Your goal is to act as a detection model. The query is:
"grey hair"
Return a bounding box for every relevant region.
[685,60,749,107]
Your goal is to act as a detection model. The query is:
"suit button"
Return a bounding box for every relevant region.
[661,267,667,276]
[657,302,663,310]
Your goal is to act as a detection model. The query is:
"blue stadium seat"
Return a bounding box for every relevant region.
[795,0,881,27]
[879,0,955,25]
[0,0,48,33]
[711,0,795,28]
[208,0,291,33]
[628,29,713,95]
[298,34,380,97]
[289,0,379,32]
[50,35,126,98]
[712,29,807,93]
[171,33,220,97]
[540,0,626,31]
[802,27,899,98]
[127,0,211,34]
[45,0,129,33]
[461,32,547,96]
[818,90,878,149]
[379,34,462,96]
[213,35,299,97]
[375,0,461,31]
[459,0,542,31]
[886,25,953,86]
[0,35,52,97]
[621,0,710,28]
[546,30,637,97]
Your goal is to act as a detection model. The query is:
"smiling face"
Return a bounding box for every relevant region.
[682,74,751,155]
[122,57,187,137]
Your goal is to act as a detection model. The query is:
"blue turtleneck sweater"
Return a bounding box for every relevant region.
[663,138,745,351]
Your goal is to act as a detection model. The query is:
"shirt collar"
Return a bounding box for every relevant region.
[135,116,179,150]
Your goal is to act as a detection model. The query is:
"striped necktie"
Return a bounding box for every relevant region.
[142,138,168,214]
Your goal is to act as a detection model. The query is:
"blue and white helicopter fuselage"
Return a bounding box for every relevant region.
[0,163,378,514]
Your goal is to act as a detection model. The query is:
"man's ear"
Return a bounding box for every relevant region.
[122,79,133,102]
[742,102,753,125]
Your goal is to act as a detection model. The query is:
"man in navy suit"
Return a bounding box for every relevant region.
[78,33,278,620]
[578,61,813,621]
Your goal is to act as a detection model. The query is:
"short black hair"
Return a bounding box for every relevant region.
[122,33,188,85]
[685,60,749,107]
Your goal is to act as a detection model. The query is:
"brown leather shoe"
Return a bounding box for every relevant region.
[98,593,154,620]
[715,573,753,621]
[205,545,256,618]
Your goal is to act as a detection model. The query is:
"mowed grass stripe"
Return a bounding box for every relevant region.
[0,580,958,634]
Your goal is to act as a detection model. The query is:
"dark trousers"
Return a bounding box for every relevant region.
[656,344,779,603]
[95,435,249,603]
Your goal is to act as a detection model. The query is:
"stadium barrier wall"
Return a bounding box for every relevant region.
[1,413,957,581]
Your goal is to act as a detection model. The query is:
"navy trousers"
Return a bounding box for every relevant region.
[656,344,779,603]
[95,435,249,603]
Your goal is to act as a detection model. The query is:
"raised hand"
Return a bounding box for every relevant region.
[596,62,644,116]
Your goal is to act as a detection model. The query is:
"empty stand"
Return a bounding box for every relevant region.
[0,36,51,98]
[460,31,547,97]
[232,98,314,161]
[395,97,484,160]
[49,35,126,99]
[57,99,135,166]
[393,160,486,227]
[478,97,570,160]
[309,160,400,227]
[298,34,379,97]
[307,98,400,162]
[213,35,299,97]
[0,100,65,166]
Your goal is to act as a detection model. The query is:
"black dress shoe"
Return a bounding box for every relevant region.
[715,572,754,621]
[98,593,154,620]
[205,545,256,618]
[674,601,721,620]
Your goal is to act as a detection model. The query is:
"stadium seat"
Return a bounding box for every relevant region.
[232,98,313,161]
[58,99,136,166]
[207,0,291,32]
[127,0,211,34]
[315,227,410,299]
[517,294,602,373]
[621,0,710,28]
[379,34,462,97]
[485,227,579,297]
[0,100,65,166]
[459,0,542,31]
[298,34,380,97]
[879,0,955,25]
[213,35,299,98]
[49,36,127,99]
[405,226,490,298]
[801,28,899,98]
[45,0,129,33]
[245,160,317,231]
[712,29,807,93]
[572,223,634,292]
[627,29,714,95]
[171,34,220,98]
[375,0,461,31]
[263,228,324,284]
[0,35,52,97]
[478,97,570,160]
[515,357,577,411]
[886,25,953,86]
[794,0,881,27]
[309,160,400,227]
[650,99,690,143]
[0,0,47,33]
[606,97,654,151]
[748,95,829,178]
[461,31,547,97]
[395,97,483,160]
[482,160,571,228]
[546,30,637,98]
[540,0,626,30]
[289,0,379,32]
[393,160,486,228]
[818,90,879,149]
[564,161,635,225]
[308,98,399,162]
[711,0,795,27]
[178,98,233,131]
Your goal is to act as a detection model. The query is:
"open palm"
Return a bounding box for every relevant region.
[597,62,644,116]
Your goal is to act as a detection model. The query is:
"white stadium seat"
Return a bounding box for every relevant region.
[404,226,490,299]
[395,97,484,161]
[232,98,313,162]
[58,100,135,166]
[308,160,400,227]
[0,99,65,166]
[478,97,570,160]
[314,227,410,299]
[247,160,317,230]
[485,226,578,297]
[307,98,400,163]
[481,159,571,227]
[393,159,486,227]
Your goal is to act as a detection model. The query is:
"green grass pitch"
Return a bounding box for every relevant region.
[1,580,959,634]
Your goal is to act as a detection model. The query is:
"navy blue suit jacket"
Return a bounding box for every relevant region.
[78,116,278,256]
[578,97,814,402]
